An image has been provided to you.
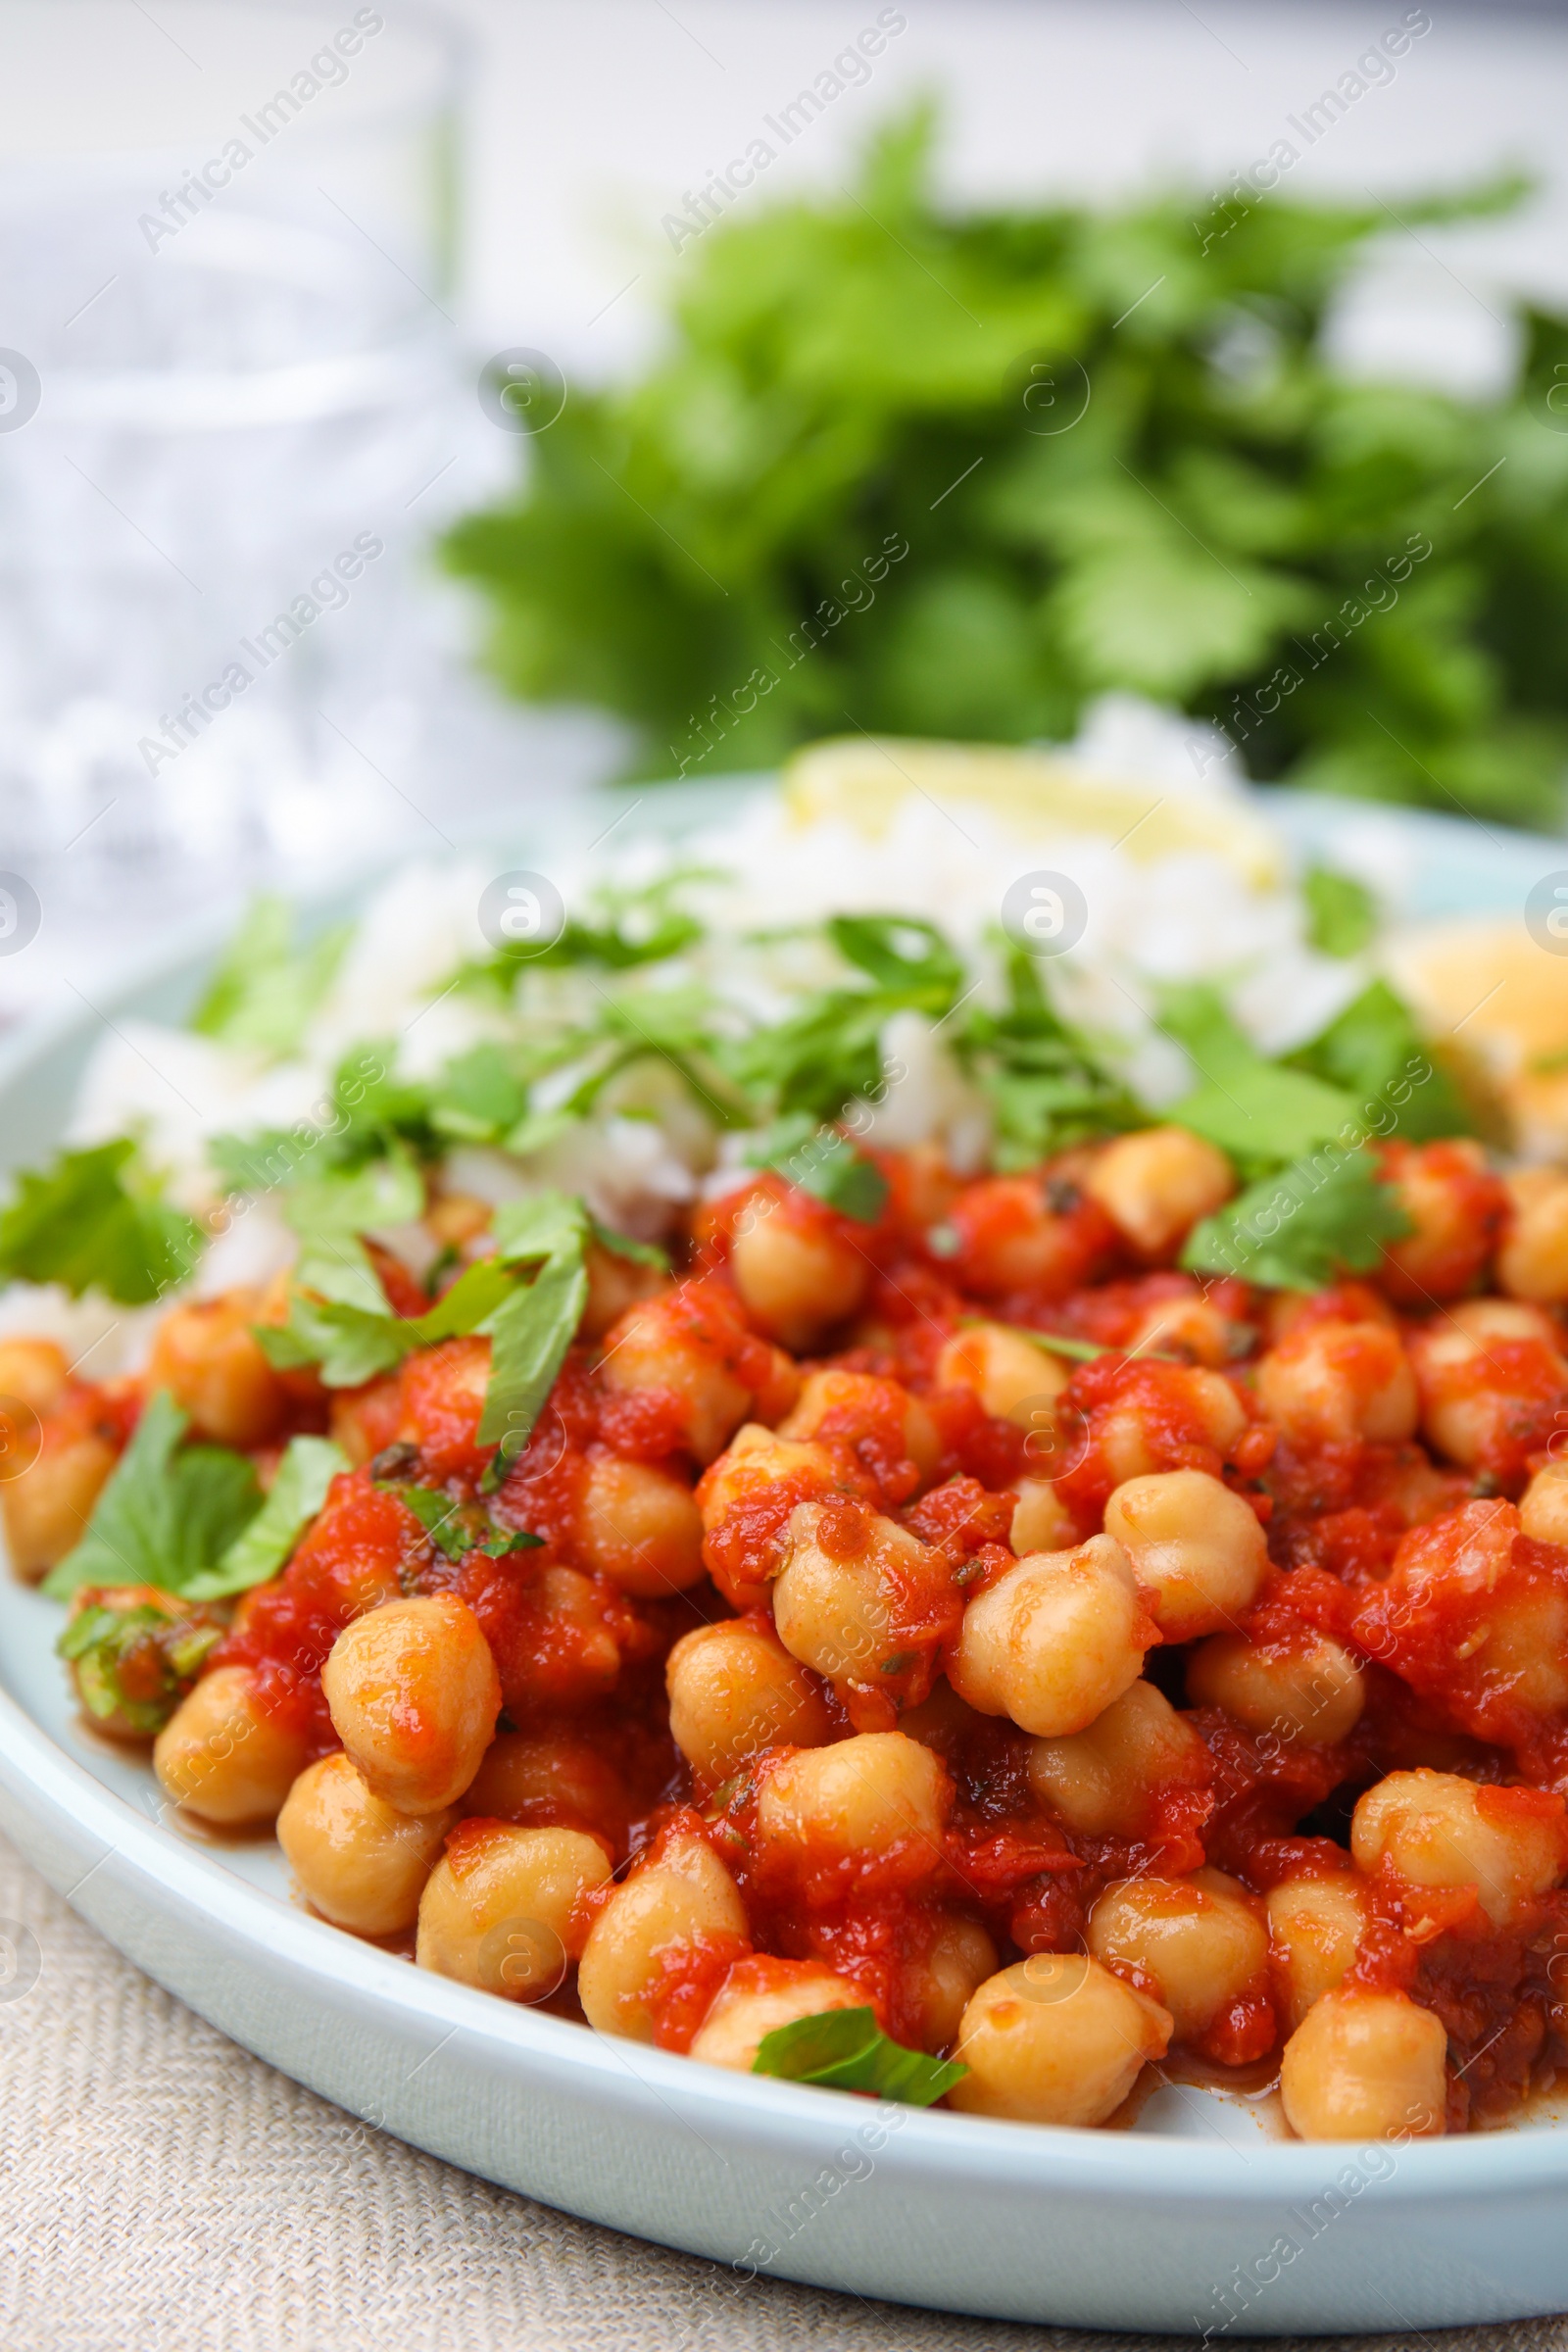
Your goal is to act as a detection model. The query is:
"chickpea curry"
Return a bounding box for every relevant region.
[13,1105,1568,2144]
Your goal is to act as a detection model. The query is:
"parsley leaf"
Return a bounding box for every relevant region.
[752,2007,966,2106]
[376,1479,544,1561]
[189,895,350,1059]
[0,1141,202,1305]
[752,1116,890,1222]
[477,1249,590,1486]
[1285,980,1473,1145]
[257,1256,521,1390]
[958,945,1143,1169]
[1301,866,1378,959]
[1159,984,1353,1175]
[181,1435,349,1601]
[43,1393,262,1599]
[1181,1144,1412,1290]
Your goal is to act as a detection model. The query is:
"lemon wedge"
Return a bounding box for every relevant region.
[781,735,1283,888]
[1385,918,1568,1158]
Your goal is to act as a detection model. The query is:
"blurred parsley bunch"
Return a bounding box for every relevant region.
[444,106,1568,827]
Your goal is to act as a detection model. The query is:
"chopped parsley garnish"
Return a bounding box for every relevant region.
[752,2007,966,2106]
[752,1116,889,1222]
[45,1406,347,1603]
[182,1435,349,1601]
[57,1599,222,1736]
[1301,866,1378,960]
[375,1479,542,1561]
[189,895,350,1059]
[44,1393,261,1600]
[1181,1144,1412,1291]
[0,1141,201,1305]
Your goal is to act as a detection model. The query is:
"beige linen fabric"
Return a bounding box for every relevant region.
[0,1827,1558,2352]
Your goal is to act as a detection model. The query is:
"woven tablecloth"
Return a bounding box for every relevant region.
[0,1825,1559,2352]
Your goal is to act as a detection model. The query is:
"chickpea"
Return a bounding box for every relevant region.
[416,1822,612,1999]
[1,1427,117,1579]
[1408,1303,1568,1473]
[462,1733,627,1845]
[154,1664,310,1825]
[1266,1874,1367,2032]
[1088,1869,1266,2044]
[0,1338,68,1416]
[146,1293,284,1446]
[575,1455,705,1596]
[666,1619,832,1784]
[1027,1679,1207,1838]
[1186,1629,1365,1747]
[1378,1139,1505,1306]
[327,1379,403,1471]
[1008,1479,1078,1556]
[945,1176,1094,1298]
[1256,1320,1417,1448]
[688,1954,864,2072]
[1350,1768,1568,1930]
[948,1535,1154,1739]
[1084,1128,1235,1258]
[1498,1168,1568,1305]
[1374,1500,1568,1726]
[598,1290,796,1464]
[757,1732,950,1868]
[277,1753,455,1936]
[1126,1291,1245,1368]
[1102,1469,1267,1642]
[771,1501,944,1686]
[949,1957,1171,2127]
[502,1566,621,1713]
[1096,1368,1249,1486]
[1520,1460,1568,1545]
[580,1239,664,1342]
[729,1198,866,1350]
[936,1323,1066,1426]
[1279,1987,1446,2141]
[321,1594,501,1816]
[424,1191,493,1251]
[695,1423,851,1609]
[910,1912,999,2050]
[577,1833,749,2042]
[778,1369,941,1486]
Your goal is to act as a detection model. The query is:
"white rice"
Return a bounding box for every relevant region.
[20,697,1380,1364]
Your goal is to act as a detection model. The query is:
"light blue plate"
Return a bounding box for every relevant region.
[0,785,1565,2336]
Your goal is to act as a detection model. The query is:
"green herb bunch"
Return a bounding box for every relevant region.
[445,106,1568,828]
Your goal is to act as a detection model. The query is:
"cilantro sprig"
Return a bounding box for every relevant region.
[43,1397,345,1601]
[0,1141,201,1306]
[1182,1144,1412,1291]
[752,2007,966,2106]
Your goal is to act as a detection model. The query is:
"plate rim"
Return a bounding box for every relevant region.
[2,784,1568,2211]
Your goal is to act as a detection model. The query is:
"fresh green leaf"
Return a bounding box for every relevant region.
[0,1142,202,1305]
[182,1436,349,1601]
[755,1119,889,1222]
[1159,984,1355,1173]
[44,1393,263,1599]
[588,1220,670,1271]
[56,1600,222,1735]
[477,1249,591,1483]
[442,109,1565,830]
[380,1482,476,1561]
[492,1193,592,1264]
[1286,980,1473,1144]
[264,1256,522,1391]
[752,2007,966,2106]
[1301,867,1378,959]
[1181,1145,1413,1290]
[190,896,349,1058]
[427,1043,531,1143]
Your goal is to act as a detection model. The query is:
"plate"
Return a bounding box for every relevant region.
[2,785,1567,2334]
